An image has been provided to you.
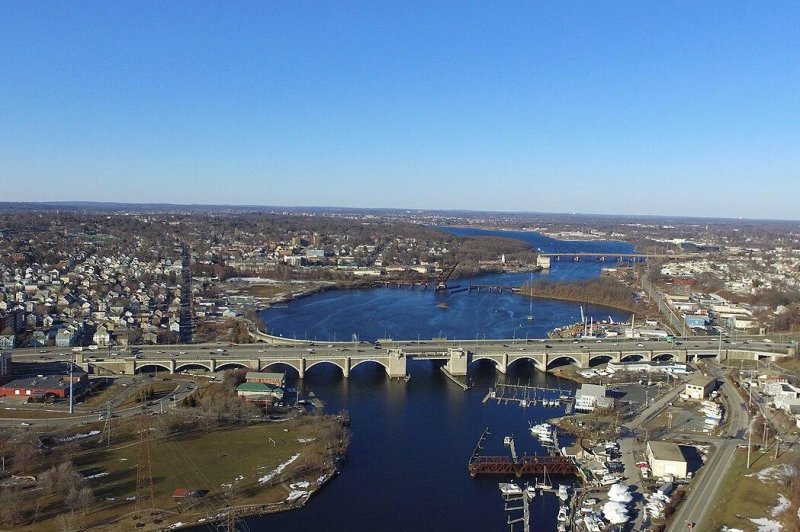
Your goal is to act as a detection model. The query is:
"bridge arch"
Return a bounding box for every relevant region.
[621,353,645,362]
[546,355,581,370]
[134,363,171,374]
[216,362,251,372]
[469,355,502,371]
[175,362,213,373]
[305,360,346,376]
[652,353,676,362]
[507,356,545,372]
[260,361,302,374]
[589,354,614,367]
[350,359,389,372]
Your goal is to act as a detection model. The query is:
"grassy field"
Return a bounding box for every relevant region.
[700,445,799,531]
[26,416,344,531]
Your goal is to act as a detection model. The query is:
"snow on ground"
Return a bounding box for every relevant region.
[59,430,100,442]
[85,472,109,480]
[749,517,782,532]
[771,494,790,517]
[721,527,745,532]
[257,454,300,485]
[746,464,797,483]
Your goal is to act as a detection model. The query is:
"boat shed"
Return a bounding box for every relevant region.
[646,441,688,480]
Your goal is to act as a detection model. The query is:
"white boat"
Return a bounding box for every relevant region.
[557,484,569,502]
[557,505,568,522]
[504,435,513,446]
[499,482,523,496]
[601,473,622,485]
[524,485,536,501]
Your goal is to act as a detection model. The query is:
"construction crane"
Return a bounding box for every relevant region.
[435,262,459,291]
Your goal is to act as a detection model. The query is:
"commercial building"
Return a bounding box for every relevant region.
[646,441,688,480]
[684,375,716,400]
[245,371,286,388]
[0,371,88,399]
[236,382,285,405]
[574,384,613,412]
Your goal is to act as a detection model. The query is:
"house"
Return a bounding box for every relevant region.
[0,332,15,349]
[575,384,613,412]
[93,325,110,346]
[684,375,716,400]
[646,441,688,480]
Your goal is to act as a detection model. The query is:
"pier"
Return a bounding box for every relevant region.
[484,383,573,408]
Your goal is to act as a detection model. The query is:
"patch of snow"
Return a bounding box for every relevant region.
[59,430,101,442]
[167,522,185,530]
[297,438,316,443]
[257,454,300,486]
[85,472,108,480]
[286,490,308,502]
[290,481,310,489]
[749,518,782,532]
[750,464,797,483]
[772,494,790,517]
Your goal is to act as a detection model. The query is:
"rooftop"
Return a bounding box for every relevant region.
[647,441,687,463]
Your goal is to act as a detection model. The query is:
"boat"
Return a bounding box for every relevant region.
[557,505,568,522]
[524,484,536,501]
[601,473,622,485]
[557,484,569,502]
[436,302,448,309]
[536,467,553,491]
[503,435,513,446]
[499,482,523,496]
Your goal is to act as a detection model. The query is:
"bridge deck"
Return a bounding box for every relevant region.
[468,455,578,477]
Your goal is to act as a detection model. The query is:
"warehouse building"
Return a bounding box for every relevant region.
[646,441,688,480]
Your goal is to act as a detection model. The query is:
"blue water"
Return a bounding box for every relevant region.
[238,229,634,532]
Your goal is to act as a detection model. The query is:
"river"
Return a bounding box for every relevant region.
[242,228,634,531]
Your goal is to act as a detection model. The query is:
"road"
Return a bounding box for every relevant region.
[0,377,199,428]
[6,335,789,365]
[666,362,750,531]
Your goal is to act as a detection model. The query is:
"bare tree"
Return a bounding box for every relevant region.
[0,488,22,526]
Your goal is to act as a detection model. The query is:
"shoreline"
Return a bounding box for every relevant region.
[520,291,640,315]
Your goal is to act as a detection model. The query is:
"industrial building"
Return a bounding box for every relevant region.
[684,375,716,400]
[0,371,88,399]
[646,441,688,480]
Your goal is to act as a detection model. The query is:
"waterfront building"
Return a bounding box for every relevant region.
[574,384,612,412]
[245,371,286,388]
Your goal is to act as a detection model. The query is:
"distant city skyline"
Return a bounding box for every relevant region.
[2,2,798,219]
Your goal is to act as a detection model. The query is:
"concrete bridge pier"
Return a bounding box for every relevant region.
[446,348,468,377]
[343,357,351,378]
[387,349,407,378]
[496,353,508,374]
[298,357,306,379]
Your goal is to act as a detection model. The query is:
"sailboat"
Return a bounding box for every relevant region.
[536,466,553,491]
[527,272,534,321]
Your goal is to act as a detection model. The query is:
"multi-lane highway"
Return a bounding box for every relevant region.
[7,335,790,363]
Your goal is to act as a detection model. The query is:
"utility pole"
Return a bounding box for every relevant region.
[747,429,752,468]
[69,353,74,414]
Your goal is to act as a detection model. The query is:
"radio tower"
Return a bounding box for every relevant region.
[135,418,155,518]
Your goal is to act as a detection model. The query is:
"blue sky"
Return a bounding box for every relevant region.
[1,1,798,219]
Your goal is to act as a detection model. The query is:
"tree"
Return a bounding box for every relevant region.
[0,488,22,526]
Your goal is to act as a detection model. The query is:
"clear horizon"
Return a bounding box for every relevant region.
[2,2,799,219]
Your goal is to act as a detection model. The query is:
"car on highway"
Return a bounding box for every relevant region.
[637,343,645,347]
